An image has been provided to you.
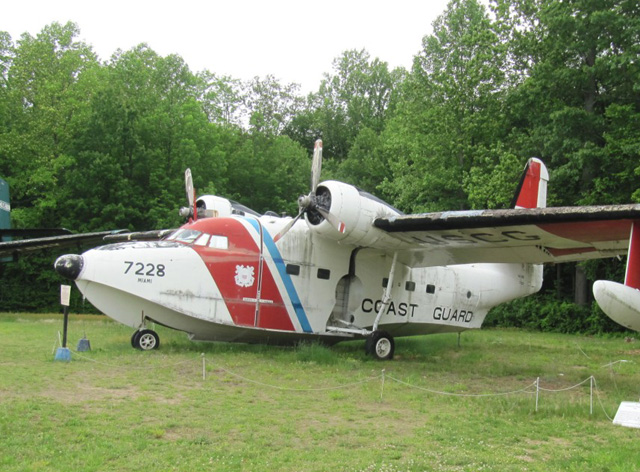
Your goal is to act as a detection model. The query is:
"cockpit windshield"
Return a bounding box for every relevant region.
[165,228,229,250]
[166,229,202,244]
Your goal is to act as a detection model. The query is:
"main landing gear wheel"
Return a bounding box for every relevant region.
[366,331,395,360]
[132,329,160,351]
[131,330,141,348]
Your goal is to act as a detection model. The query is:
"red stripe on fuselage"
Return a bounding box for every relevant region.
[185,218,295,331]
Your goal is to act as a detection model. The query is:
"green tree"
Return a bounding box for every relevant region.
[61,44,235,231]
[0,22,98,229]
[244,75,305,136]
[382,0,508,212]
[225,133,309,215]
[197,71,245,127]
[286,49,403,161]
[494,0,640,206]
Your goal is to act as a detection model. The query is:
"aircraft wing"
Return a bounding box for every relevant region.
[373,204,640,267]
[102,229,176,242]
[0,230,126,259]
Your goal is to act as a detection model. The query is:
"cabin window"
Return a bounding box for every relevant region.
[426,284,436,294]
[382,278,389,288]
[405,281,416,292]
[317,268,330,280]
[286,264,300,275]
[193,234,210,246]
[208,235,229,250]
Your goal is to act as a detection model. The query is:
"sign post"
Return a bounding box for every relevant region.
[54,285,72,362]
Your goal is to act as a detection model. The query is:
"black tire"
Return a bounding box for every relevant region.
[131,330,142,348]
[366,331,394,360]
[135,329,160,351]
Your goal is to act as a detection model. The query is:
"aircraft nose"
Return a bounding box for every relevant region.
[54,254,84,280]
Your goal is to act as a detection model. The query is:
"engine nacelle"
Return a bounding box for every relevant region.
[191,195,260,219]
[305,181,401,247]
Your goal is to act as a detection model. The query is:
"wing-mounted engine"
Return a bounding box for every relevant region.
[305,180,401,246]
[178,169,260,221]
[273,139,401,248]
[194,195,260,219]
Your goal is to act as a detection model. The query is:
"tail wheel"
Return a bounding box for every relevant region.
[366,331,394,360]
[134,329,160,351]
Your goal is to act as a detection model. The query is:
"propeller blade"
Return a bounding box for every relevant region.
[311,139,323,192]
[185,168,197,221]
[275,139,326,243]
[185,169,194,207]
[273,211,303,243]
[316,207,346,234]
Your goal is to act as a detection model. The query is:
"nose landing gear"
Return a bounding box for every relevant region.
[366,331,394,360]
[131,329,160,350]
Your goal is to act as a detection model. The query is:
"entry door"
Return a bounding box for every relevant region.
[205,217,296,332]
[198,219,262,327]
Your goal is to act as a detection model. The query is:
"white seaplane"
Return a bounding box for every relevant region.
[42,141,640,358]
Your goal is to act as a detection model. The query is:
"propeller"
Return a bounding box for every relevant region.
[179,168,198,221]
[273,140,346,243]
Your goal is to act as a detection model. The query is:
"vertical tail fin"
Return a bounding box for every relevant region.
[509,158,548,298]
[511,158,549,209]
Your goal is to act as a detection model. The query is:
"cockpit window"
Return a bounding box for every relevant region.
[208,235,228,250]
[166,229,202,244]
[193,233,210,246]
[166,228,228,249]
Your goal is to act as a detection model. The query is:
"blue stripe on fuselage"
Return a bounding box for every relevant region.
[246,218,312,333]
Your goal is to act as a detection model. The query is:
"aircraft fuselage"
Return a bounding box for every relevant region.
[60,214,542,345]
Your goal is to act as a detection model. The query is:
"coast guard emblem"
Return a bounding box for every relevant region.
[234,265,255,288]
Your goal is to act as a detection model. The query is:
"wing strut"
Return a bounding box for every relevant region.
[373,252,398,332]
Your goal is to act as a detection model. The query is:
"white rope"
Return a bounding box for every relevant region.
[386,375,537,398]
[538,376,593,392]
[591,377,615,421]
[601,360,632,369]
[58,350,622,419]
[575,343,591,359]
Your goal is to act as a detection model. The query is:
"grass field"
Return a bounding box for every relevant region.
[1,312,640,471]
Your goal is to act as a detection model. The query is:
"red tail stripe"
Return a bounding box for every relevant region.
[515,160,541,209]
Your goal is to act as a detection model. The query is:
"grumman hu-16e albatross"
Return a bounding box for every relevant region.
[50,141,640,359]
